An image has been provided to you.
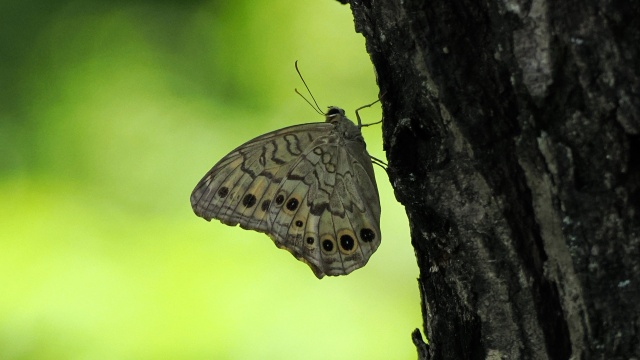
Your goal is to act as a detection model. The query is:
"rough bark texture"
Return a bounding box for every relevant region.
[345,0,640,359]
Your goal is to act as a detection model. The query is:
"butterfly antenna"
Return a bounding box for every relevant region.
[295,60,323,115]
[295,89,323,115]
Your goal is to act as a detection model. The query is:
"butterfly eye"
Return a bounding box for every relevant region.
[217,187,229,198]
[304,233,317,249]
[285,197,300,211]
[360,228,376,242]
[260,199,271,211]
[326,107,343,116]
[337,229,359,255]
[340,235,354,250]
[242,194,257,208]
[321,238,337,253]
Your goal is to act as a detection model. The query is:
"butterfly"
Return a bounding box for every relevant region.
[191,61,382,278]
[190,104,382,278]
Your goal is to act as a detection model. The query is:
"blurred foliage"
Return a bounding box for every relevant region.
[0,0,419,359]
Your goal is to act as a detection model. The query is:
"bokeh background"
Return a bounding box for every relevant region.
[0,1,420,359]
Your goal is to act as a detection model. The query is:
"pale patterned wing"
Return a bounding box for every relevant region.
[190,122,334,232]
[263,136,381,278]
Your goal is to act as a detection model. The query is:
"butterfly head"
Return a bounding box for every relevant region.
[325,106,345,121]
[325,106,365,143]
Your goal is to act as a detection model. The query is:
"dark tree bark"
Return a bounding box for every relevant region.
[344,0,640,359]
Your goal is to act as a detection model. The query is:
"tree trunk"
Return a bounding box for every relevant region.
[345,0,640,358]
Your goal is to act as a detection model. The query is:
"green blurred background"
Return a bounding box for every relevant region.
[0,1,419,359]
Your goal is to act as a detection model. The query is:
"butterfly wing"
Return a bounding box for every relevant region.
[190,122,334,233]
[264,135,381,278]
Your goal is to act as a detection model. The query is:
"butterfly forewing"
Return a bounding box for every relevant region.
[191,123,329,222]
